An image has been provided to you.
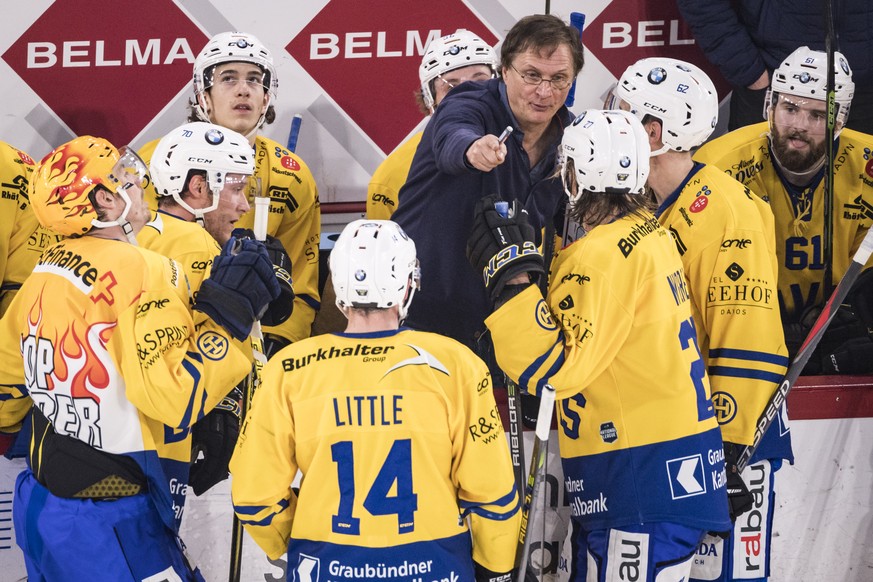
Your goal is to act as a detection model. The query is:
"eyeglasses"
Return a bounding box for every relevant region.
[510,64,573,91]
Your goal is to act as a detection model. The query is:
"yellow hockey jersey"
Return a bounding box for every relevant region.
[139,134,321,343]
[230,328,520,578]
[487,212,731,533]
[695,123,873,322]
[366,131,423,220]
[0,142,62,315]
[0,236,251,530]
[137,210,220,304]
[656,163,789,448]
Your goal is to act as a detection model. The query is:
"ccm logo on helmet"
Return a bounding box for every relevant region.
[187,157,213,164]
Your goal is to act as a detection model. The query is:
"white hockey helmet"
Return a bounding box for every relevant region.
[560,109,651,201]
[330,219,420,321]
[419,29,498,112]
[150,122,254,223]
[193,32,278,129]
[767,46,854,130]
[612,57,718,156]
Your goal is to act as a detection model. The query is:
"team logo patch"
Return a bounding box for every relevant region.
[711,391,738,424]
[648,67,667,84]
[599,421,617,443]
[197,331,229,361]
[666,454,707,499]
[535,299,557,330]
[280,155,301,171]
[689,195,708,213]
[204,128,224,145]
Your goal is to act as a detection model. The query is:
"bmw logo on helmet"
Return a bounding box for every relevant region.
[205,129,225,145]
[572,111,588,126]
[448,45,461,55]
[799,72,811,83]
[355,269,367,282]
[840,58,850,75]
[235,38,252,49]
[648,67,667,84]
[619,156,631,168]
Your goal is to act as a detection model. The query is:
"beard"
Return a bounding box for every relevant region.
[770,123,827,173]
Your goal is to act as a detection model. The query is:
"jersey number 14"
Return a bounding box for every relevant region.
[331,439,418,535]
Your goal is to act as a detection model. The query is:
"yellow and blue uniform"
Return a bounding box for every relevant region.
[695,123,873,323]
[366,131,423,220]
[230,328,520,580]
[0,142,62,315]
[487,212,731,535]
[0,236,251,580]
[140,134,321,343]
[656,162,791,455]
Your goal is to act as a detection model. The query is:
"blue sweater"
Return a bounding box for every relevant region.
[677,0,873,90]
[393,78,571,348]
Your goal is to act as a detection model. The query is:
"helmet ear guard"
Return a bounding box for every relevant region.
[560,109,651,201]
[330,220,420,321]
[612,57,719,155]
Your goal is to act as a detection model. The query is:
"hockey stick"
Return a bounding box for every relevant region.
[564,12,586,108]
[228,196,271,582]
[516,384,557,582]
[287,114,303,153]
[736,225,873,472]
[823,0,836,297]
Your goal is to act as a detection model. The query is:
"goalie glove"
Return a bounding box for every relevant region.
[723,441,754,522]
[466,194,544,302]
[189,385,243,496]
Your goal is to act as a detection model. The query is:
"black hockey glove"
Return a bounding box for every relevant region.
[189,386,243,496]
[231,229,295,327]
[723,442,754,522]
[784,303,873,374]
[467,194,544,302]
[194,236,281,341]
[473,562,518,582]
[263,333,293,360]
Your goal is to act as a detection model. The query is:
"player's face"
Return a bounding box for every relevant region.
[433,64,494,107]
[203,62,268,139]
[769,93,828,172]
[502,45,575,133]
[203,174,251,245]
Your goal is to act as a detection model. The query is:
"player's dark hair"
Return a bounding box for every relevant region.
[500,14,584,75]
[87,184,113,225]
[564,159,652,227]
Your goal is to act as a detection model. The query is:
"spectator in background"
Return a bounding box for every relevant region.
[677,0,873,134]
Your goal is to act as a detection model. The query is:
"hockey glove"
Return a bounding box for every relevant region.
[473,562,516,582]
[194,236,281,341]
[189,386,243,496]
[467,194,544,302]
[723,442,754,522]
[232,229,295,327]
[263,333,292,360]
[784,303,873,374]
